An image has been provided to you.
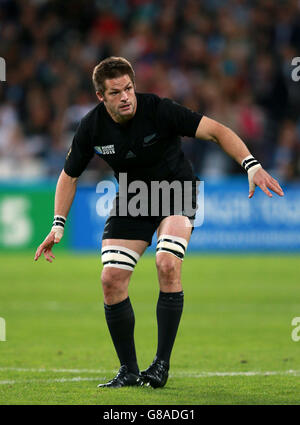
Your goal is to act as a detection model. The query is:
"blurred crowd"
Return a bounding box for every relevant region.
[0,0,300,182]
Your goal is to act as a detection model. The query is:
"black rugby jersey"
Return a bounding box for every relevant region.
[64,93,202,183]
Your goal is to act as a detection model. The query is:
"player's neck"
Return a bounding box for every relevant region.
[105,101,137,125]
[108,111,133,125]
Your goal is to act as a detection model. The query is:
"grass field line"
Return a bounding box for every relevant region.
[0,377,103,385]
[0,367,110,374]
[1,368,300,386]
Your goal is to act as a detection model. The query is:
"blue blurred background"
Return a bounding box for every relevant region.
[0,0,300,252]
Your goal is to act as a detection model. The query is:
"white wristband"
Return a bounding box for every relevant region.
[52,215,66,241]
[241,155,260,171]
[241,156,262,193]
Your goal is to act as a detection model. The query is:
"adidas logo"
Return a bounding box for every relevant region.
[125,150,136,159]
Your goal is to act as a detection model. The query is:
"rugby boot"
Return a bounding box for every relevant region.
[140,357,169,388]
[97,365,142,388]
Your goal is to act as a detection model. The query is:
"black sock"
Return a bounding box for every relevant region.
[156,290,184,365]
[104,297,139,375]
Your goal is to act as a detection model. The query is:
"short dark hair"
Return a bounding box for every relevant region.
[92,56,135,94]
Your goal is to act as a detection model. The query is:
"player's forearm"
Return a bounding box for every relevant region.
[54,169,78,218]
[212,124,251,165]
[195,116,251,165]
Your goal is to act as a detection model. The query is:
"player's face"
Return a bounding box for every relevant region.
[97,74,137,124]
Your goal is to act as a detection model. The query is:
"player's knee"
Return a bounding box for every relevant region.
[156,253,179,284]
[101,267,130,295]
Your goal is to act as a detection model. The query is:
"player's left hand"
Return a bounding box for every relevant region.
[249,167,284,199]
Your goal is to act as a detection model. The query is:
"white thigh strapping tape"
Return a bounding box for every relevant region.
[101,245,140,271]
[156,234,188,260]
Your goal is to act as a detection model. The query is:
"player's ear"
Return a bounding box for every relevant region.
[96,91,104,102]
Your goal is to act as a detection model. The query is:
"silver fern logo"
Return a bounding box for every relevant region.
[143,133,157,146]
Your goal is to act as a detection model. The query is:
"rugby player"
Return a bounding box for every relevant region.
[34,57,284,389]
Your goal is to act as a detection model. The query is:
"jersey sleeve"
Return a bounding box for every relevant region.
[156,98,203,137]
[64,119,94,178]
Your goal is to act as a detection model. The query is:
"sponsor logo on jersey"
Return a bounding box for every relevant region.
[94,145,115,155]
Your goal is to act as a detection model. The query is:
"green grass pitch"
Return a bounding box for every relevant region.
[0,253,299,405]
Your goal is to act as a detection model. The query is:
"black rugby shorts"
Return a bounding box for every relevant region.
[102,179,199,245]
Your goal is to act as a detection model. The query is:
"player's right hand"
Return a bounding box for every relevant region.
[34,231,60,263]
